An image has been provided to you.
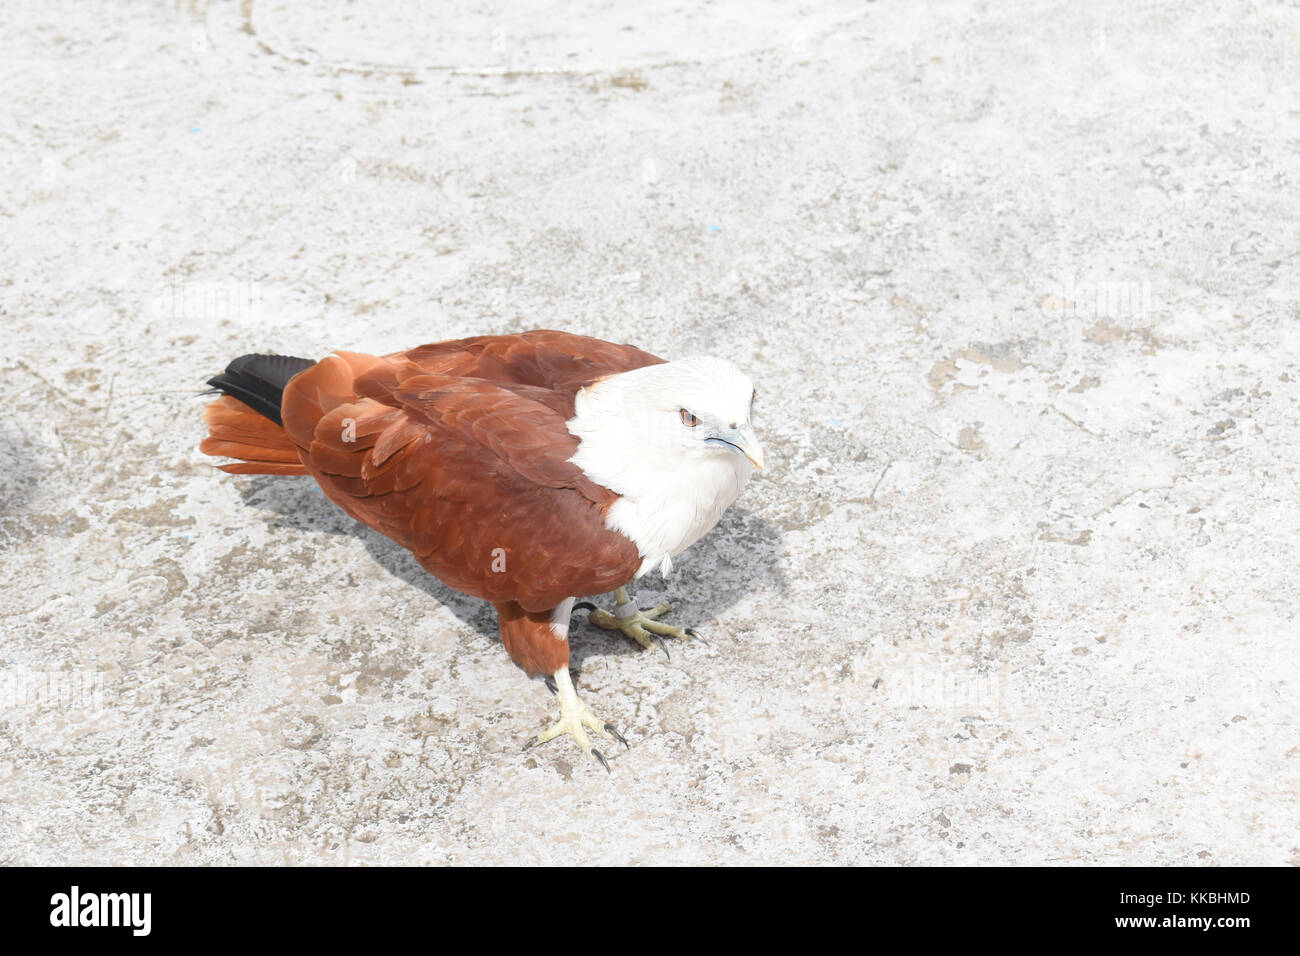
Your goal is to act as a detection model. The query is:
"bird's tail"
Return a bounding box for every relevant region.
[200,353,316,475]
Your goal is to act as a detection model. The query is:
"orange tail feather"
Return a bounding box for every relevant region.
[200,394,308,475]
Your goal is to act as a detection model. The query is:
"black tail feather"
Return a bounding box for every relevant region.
[206,354,316,426]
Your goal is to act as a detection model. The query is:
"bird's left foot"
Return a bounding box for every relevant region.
[577,589,702,657]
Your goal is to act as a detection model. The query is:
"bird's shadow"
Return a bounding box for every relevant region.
[236,476,787,674]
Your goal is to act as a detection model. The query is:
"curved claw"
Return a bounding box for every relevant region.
[586,597,698,657]
[525,668,623,771]
[573,601,597,613]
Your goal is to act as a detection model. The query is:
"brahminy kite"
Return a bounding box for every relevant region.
[200,330,764,769]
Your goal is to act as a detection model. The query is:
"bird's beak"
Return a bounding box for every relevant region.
[710,424,765,470]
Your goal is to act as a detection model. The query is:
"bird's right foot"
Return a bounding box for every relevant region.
[523,667,627,772]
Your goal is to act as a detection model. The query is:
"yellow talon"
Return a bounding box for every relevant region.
[523,668,627,771]
[585,587,701,652]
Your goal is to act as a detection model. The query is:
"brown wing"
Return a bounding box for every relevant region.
[389,328,665,414]
[280,351,641,613]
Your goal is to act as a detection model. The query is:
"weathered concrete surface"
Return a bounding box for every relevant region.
[1,0,1297,865]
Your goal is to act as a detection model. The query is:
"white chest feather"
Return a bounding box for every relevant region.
[603,455,750,577]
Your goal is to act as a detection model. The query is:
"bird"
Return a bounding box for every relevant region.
[199,329,764,770]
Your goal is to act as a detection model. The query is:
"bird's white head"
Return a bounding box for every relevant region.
[641,355,765,469]
[567,355,765,576]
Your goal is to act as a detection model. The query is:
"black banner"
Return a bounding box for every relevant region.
[1,866,1287,942]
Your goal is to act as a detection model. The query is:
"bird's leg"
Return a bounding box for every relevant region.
[523,667,627,772]
[578,586,701,656]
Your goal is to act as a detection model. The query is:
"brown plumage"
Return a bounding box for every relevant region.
[201,329,765,768]
[202,330,661,681]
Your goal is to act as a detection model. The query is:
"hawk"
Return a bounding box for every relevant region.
[200,330,763,769]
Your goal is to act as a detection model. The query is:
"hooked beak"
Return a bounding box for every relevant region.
[707,423,765,470]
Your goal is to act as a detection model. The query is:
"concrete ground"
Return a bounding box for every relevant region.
[1,0,1297,865]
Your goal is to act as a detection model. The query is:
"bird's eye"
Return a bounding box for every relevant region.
[680,408,699,427]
